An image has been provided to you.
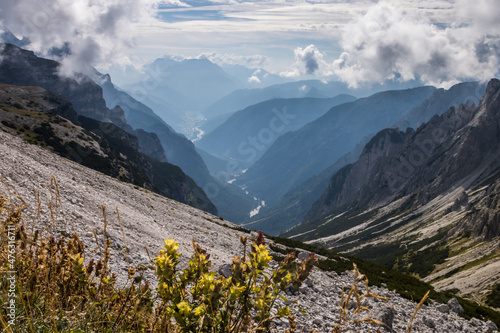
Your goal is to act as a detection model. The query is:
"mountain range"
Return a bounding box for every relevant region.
[235,86,437,207]
[0,43,257,221]
[196,95,356,168]
[1,37,499,315]
[284,79,500,300]
[245,80,488,235]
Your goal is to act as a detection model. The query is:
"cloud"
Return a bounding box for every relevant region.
[332,1,500,88]
[0,0,174,76]
[197,52,268,68]
[248,69,262,83]
[456,0,500,32]
[281,44,327,78]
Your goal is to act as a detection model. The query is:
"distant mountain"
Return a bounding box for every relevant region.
[122,57,242,132]
[235,86,436,207]
[246,81,491,234]
[196,95,356,166]
[0,29,30,47]
[0,84,216,213]
[201,80,354,123]
[243,139,368,235]
[396,81,487,130]
[91,70,170,131]
[0,44,256,220]
[219,64,289,88]
[285,79,500,299]
[201,79,427,129]
[158,57,241,106]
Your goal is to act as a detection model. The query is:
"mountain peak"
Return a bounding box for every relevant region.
[486,78,500,95]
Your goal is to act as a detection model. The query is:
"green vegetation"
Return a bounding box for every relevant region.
[486,284,500,308]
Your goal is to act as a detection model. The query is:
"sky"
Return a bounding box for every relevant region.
[0,0,499,88]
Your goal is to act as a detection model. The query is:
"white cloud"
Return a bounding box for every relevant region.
[248,68,262,83]
[281,44,328,78]
[0,0,171,76]
[456,0,500,32]
[331,1,500,88]
[197,52,268,68]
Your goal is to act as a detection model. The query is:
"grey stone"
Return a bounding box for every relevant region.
[436,304,450,313]
[313,318,322,326]
[447,298,464,314]
[422,315,436,329]
[486,320,498,332]
[471,317,484,327]
[218,263,232,278]
[371,306,394,332]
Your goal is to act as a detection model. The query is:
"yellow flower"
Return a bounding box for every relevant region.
[255,298,265,311]
[164,239,180,257]
[177,301,191,316]
[253,244,272,268]
[194,305,206,316]
[229,283,246,301]
[199,272,216,292]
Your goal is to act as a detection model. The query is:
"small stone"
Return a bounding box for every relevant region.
[486,320,498,332]
[422,315,436,329]
[471,317,484,327]
[371,306,394,332]
[436,304,450,313]
[313,318,322,326]
[299,286,309,294]
[447,298,464,314]
[218,263,232,278]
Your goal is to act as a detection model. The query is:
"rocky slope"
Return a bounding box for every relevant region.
[0,128,498,332]
[0,84,216,213]
[286,79,500,302]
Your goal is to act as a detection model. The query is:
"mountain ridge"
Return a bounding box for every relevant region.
[236,86,436,207]
[285,78,500,302]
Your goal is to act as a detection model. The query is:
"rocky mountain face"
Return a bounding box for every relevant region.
[0,44,127,128]
[196,95,356,168]
[286,79,500,302]
[235,86,436,207]
[243,81,489,235]
[0,84,217,214]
